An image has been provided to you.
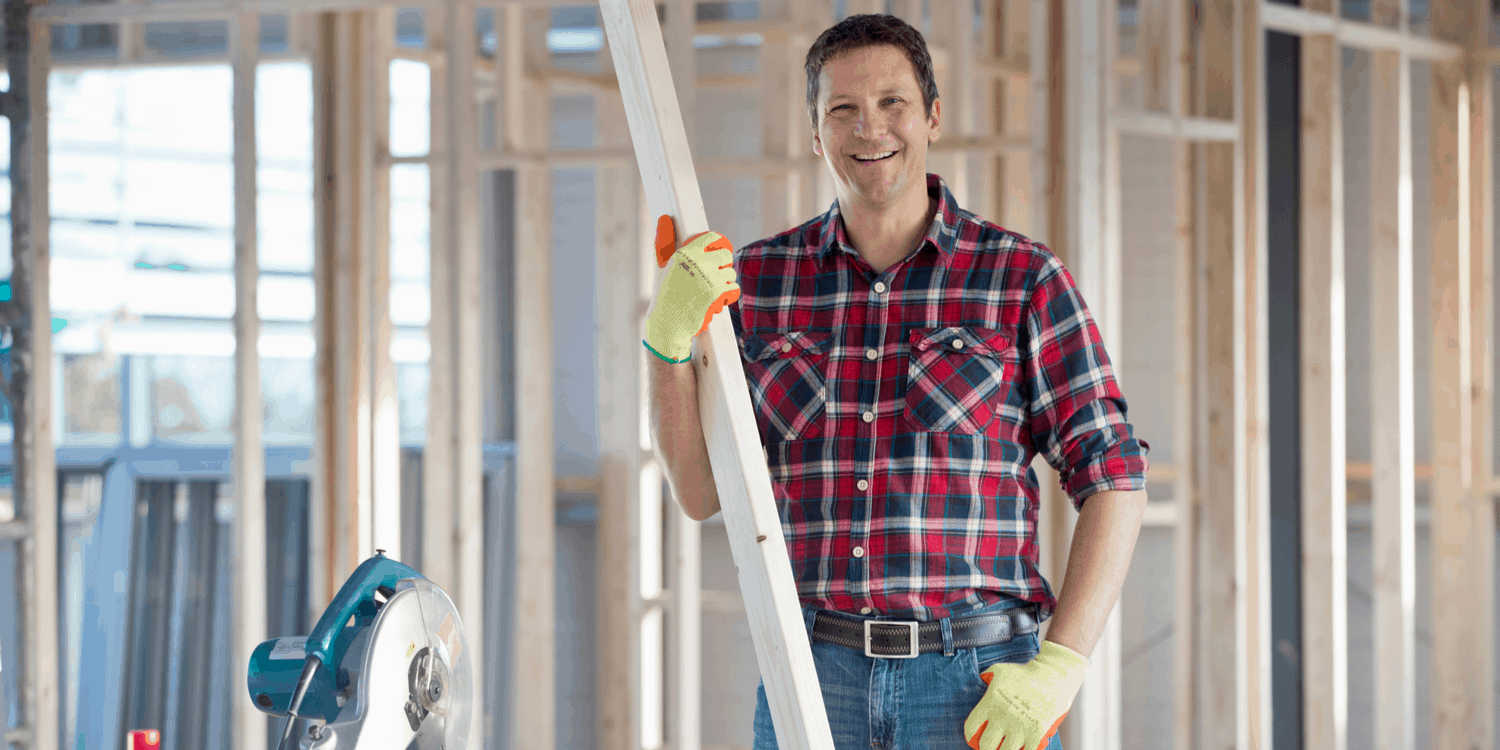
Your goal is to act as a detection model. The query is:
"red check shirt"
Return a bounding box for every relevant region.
[727,173,1150,623]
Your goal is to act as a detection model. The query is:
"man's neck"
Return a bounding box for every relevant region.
[839,184,936,272]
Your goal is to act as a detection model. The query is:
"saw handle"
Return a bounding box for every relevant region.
[303,553,424,674]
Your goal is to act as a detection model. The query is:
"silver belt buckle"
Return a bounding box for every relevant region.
[864,619,920,658]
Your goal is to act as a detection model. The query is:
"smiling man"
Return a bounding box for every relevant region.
[643,12,1151,750]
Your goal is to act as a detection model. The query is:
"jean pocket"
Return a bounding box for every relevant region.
[902,326,1015,435]
[740,330,832,442]
[968,632,1041,685]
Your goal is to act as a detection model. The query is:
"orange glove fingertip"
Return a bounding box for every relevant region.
[654,214,677,268]
[1032,712,1067,750]
[967,721,988,750]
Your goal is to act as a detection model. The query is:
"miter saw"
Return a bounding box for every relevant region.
[247,551,473,750]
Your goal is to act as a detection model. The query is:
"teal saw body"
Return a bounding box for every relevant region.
[246,552,472,749]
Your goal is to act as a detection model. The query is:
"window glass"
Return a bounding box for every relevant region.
[51,66,234,447]
[257,62,317,445]
[390,60,431,157]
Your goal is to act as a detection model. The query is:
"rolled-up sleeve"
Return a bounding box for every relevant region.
[1022,248,1150,511]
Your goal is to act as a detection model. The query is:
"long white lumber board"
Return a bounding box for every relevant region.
[594,1,834,748]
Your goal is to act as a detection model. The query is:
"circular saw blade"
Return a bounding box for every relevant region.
[348,578,473,750]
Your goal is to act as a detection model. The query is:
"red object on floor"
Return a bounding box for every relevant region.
[126,729,160,750]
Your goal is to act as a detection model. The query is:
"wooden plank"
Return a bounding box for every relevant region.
[500,5,558,750]
[1367,48,1416,750]
[663,3,702,750]
[596,2,837,749]
[1297,31,1348,750]
[1460,23,1497,750]
[230,10,269,750]
[1239,0,1272,746]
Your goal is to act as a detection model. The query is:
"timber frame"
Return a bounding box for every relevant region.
[10,0,1500,749]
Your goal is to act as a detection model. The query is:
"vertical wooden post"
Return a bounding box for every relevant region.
[595,22,643,747]
[506,5,556,750]
[312,10,380,594]
[230,10,269,750]
[1298,29,1348,750]
[1057,0,1123,747]
[597,1,837,748]
[430,3,488,748]
[7,7,58,749]
[1426,0,1495,744]
[762,0,806,234]
[369,7,400,561]
[1194,0,1244,747]
[1173,135,1199,750]
[1238,0,1273,747]
[1368,46,1417,750]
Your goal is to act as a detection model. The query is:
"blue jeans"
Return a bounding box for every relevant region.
[753,599,1065,750]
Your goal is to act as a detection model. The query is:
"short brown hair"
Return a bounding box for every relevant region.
[804,13,939,131]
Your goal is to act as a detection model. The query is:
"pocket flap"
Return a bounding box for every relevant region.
[740,330,832,362]
[908,326,1010,357]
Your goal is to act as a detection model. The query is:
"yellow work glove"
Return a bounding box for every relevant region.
[642,214,740,364]
[964,640,1091,750]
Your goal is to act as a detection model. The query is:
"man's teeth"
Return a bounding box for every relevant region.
[854,151,896,161]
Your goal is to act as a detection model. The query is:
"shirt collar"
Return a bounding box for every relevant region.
[815,173,961,270]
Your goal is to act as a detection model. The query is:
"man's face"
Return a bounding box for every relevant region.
[812,43,940,212]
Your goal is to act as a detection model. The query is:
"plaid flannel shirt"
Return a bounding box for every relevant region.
[727,173,1150,622]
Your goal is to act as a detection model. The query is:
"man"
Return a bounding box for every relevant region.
[643,13,1149,750]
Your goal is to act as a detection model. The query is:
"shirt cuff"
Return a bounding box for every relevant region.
[1063,437,1150,512]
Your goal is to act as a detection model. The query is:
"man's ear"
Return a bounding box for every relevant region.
[813,134,822,156]
[928,98,942,142]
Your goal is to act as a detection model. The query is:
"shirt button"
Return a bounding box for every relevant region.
[857,479,869,491]
[781,342,792,353]
[785,431,795,440]
[853,546,865,558]
[862,411,874,423]
[860,607,873,615]
[952,339,964,349]
[874,281,887,294]
[865,348,877,360]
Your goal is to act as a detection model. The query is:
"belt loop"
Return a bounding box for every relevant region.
[804,608,818,639]
[940,614,955,656]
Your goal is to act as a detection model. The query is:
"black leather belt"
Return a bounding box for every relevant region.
[810,605,1040,658]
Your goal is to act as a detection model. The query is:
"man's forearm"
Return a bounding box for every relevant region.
[1044,488,1148,658]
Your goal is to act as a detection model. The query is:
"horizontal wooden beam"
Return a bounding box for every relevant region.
[1111,111,1238,141]
[1260,2,1463,59]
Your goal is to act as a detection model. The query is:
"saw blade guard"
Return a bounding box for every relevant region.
[393,576,473,749]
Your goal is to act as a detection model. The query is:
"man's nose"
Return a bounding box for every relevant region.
[852,111,887,138]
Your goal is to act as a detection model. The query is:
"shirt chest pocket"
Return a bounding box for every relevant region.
[902,326,1016,435]
[739,330,832,442]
